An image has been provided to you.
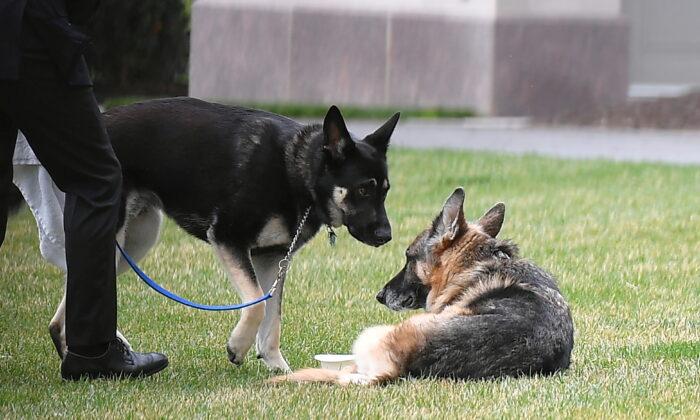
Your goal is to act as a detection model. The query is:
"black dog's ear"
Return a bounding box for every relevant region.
[364,112,400,154]
[478,203,505,238]
[431,187,466,242]
[323,105,354,161]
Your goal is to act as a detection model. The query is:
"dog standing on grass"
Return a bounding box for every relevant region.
[46,98,400,373]
[272,188,574,385]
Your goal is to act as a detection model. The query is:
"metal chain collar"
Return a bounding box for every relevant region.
[268,206,312,296]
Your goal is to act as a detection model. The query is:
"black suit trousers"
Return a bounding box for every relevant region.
[0,78,120,347]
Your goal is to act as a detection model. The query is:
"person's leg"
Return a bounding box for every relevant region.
[1,78,167,379]
[7,80,121,351]
[0,84,19,247]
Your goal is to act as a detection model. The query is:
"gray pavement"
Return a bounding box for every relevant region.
[349,120,700,165]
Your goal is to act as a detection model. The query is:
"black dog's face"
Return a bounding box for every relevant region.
[319,106,400,247]
[376,228,431,310]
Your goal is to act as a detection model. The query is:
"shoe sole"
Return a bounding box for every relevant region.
[61,359,169,381]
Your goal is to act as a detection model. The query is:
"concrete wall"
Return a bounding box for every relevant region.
[624,0,700,94]
[497,0,621,18]
[493,18,628,117]
[190,0,628,116]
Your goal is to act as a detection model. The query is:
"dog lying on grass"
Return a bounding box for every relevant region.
[271,188,574,385]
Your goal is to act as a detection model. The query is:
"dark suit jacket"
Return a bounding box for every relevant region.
[0,0,99,85]
[0,0,27,80]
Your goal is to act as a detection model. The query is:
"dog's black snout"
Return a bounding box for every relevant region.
[401,294,415,308]
[373,226,392,245]
[376,289,386,304]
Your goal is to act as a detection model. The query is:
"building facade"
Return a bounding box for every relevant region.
[189,1,690,116]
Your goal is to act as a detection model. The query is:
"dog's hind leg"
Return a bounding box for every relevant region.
[49,286,133,357]
[46,206,129,359]
[210,239,265,366]
[113,206,164,351]
[117,202,163,275]
[49,290,67,359]
[47,199,163,360]
[252,251,290,372]
[48,280,133,358]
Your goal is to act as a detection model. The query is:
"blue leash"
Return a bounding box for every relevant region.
[116,242,272,311]
[116,206,312,312]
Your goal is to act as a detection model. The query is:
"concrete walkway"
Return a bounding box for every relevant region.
[350,120,700,165]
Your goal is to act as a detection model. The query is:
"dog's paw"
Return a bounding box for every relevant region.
[226,345,246,366]
[259,352,291,373]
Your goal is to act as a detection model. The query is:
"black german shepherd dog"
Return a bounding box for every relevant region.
[48,97,400,372]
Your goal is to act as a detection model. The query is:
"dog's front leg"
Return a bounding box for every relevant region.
[252,251,290,372]
[211,242,265,366]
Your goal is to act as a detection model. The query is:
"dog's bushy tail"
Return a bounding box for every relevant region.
[268,364,362,385]
[268,368,343,384]
[268,364,393,386]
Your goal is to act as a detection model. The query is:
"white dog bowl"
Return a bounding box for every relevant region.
[314,354,355,371]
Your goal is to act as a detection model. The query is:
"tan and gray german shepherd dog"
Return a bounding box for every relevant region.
[271,188,573,385]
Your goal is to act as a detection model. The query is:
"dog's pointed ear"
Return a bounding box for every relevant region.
[478,203,505,238]
[323,105,354,161]
[431,187,466,242]
[364,112,400,154]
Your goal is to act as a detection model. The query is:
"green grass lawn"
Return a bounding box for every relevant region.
[101,96,475,119]
[1,149,699,418]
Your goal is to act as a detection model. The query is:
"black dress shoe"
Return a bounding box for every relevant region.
[61,338,168,380]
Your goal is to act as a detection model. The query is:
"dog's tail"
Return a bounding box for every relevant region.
[268,368,344,384]
[268,364,394,386]
[268,364,366,385]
